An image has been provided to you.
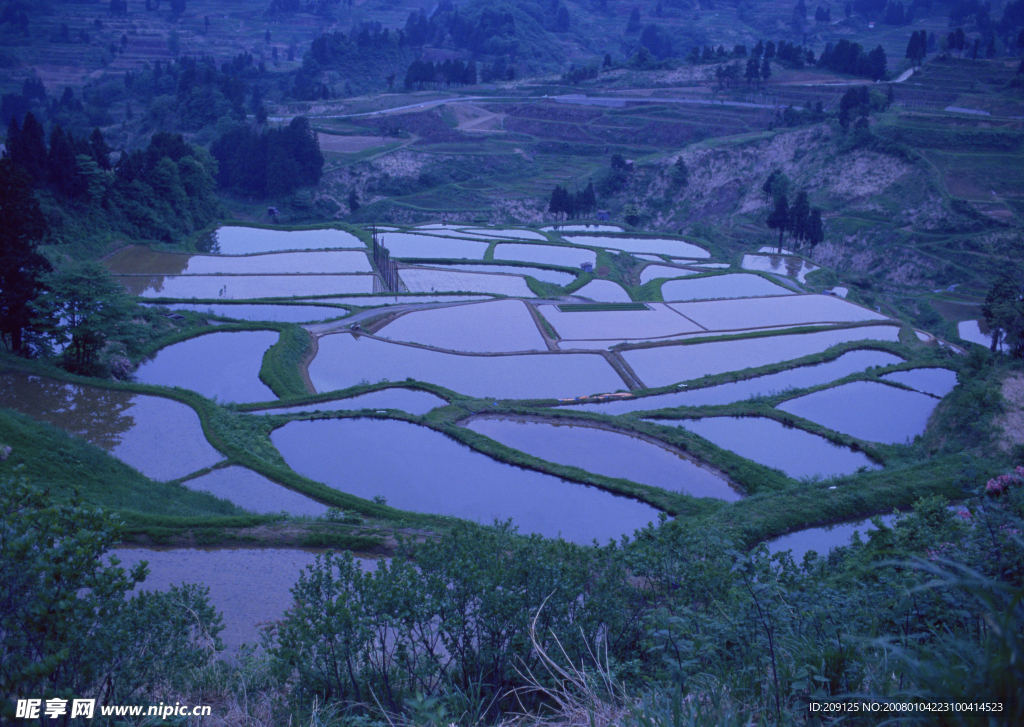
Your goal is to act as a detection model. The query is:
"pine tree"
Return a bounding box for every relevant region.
[767,194,789,253]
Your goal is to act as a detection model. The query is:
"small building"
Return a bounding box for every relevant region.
[580,261,594,272]
[595,210,610,221]
[267,206,279,219]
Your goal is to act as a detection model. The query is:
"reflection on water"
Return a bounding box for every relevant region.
[135,331,279,404]
[466,417,740,502]
[880,367,958,397]
[0,372,223,480]
[665,416,879,480]
[272,418,661,543]
[212,226,365,254]
[115,274,376,299]
[378,300,547,353]
[563,349,904,413]
[108,548,378,653]
[250,388,448,416]
[661,274,794,302]
[310,334,625,400]
[563,236,710,258]
[766,514,897,560]
[105,247,371,276]
[778,381,940,444]
[144,303,349,323]
[183,467,329,516]
[741,254,819,282]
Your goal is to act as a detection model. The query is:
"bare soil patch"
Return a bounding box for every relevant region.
[995,373,1024,453]
[317,134,387,153]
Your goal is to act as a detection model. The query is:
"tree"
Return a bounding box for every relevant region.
[555,6,570,31]
[982,271,1024,357]
[671,156,689,187]
[0,159,49,354]
[348,188,360,212]
[0,477,223,724]
[34,262,145,374]
[626,7,641,33]
[761,57,772,81]
[807,207,824,248]
[5,111,48,184]
[767,193,789,253]
[906,30,927,65]
[788,190,811,245]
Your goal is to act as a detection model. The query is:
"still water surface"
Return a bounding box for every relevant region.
[272,419,661,543]
[466,417,740,501]
[249,388,447,416]
[135,331,278,403]
[0,372,222,480]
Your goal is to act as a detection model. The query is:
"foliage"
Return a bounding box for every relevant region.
[548,182,596,220]
[982,271,1024,358]
[0,158,50,355]
[0,477,223,723]
[33,261,148,376]
[818,39,887,80]
[211,117,324,198]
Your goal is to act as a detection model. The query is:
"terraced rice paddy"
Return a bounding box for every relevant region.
[668,294,888,330]
[378,300,547,352]
[561,350,905,413]
[465,417,740,501]
[541,303,702,341]
[309,334,625,399]
[778,381,941,444]
[250,388,448,416]
[663,416,879,480]
[563,236,710,258]
[400,268,535,296]
[417,263,575,286]
[135,331,278,403]
[145,303,349,323]
[379,233,488,259]
[272,419,660,543]
[0,372,223,480]
[661,274,795,301]
[741,254,819,282]
[117,274,376,299]
[880,368,958,397]
[621,327,903,387]
[106,248,372,275]
[212,226,364,254]
[183,466,328,516]
[493,243,597,267]
[640,265,700,284]
[571,280,632,302]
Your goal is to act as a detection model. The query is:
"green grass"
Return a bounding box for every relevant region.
[259,325,313,399]
[0,408,244,519]
[557,302,650,312]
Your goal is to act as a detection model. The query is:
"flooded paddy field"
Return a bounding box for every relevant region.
[561,350,905,413]
[183,466,328,517]
[399,268,535,296]
[0,372,222,480]
[305,294,493,305]
[661,274,795,301]
[309,334,625,399]
[417,263,576,286]
[458,228,548,240]
[662,416,879,480]
[211,226,365,254]
[105,248,372,275]
[562,236,710,258]
[621,326,903,387]
[741,254,819,282]
[117,274,376,299]
[778,381,941,444]
[378,300,547,352]
[145,303,349,323]
[135,331,278,404]
[465,417,740,502]
[669,294,889,330]
[640,265,700,284]
[542,224,624,232]
[766,514,898,560]
[542,303,702,341]
[493,243,597,268]
[571,280,633,302]
[272,419,660,543]
[250,388,448,417]
[378,233,489,259]
[880,367,958,397]
[109,548,378,653]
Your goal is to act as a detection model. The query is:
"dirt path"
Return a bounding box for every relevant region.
[996,372,1024,453]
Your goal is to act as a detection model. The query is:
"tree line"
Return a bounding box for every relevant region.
[547,182,597,220]
[763,170,825,252]
[210,116,324,198]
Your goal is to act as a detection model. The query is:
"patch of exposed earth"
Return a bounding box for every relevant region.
[995,373,1024,453]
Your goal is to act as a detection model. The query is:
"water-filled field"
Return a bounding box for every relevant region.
[493,243,597,267]
[563,236,710,258]
[561,350,905,413]
[212,226,364,254]
[417,263,576,286]
[664,416,879,479]
[309,334,625,399]
[106,248,372,275]
[778,381,941,444]
[378,300,547,352]
[741,253,819,282]
[571,280,633,302]
[135,331,279,403]
[272,419,660,543]
[668,294,888,330]
[542,303,702,341]
[640,265,700,284]
[146,303,349,323]
[183,466,328,516]
[661,274,795,301]
[880,367,958,397]
[250,388,447,416]
[465,417,740,501]
[399,268,535,296]
[0,372,223,480]
[622,327,903,387]
[378,233,489,259]
[117,274,376,298]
